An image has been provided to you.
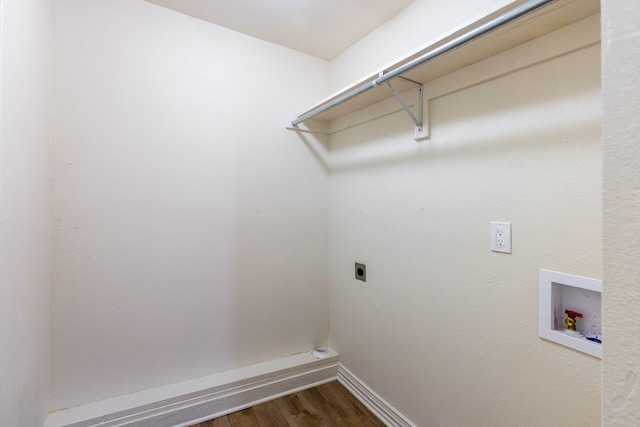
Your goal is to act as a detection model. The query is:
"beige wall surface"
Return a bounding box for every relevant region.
[327,2,602,425]
[12,0,640,425]
[0,0,53,425]
[602,0,640,425]
[51,0,330,410]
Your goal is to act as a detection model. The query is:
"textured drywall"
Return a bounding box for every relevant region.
[327,5,602,426]
[0,0,52,425]
[602,0,640,425]
[51,0,329,409]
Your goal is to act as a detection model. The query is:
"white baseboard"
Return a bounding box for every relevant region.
[338,364,415,427]
[45,350,338,427]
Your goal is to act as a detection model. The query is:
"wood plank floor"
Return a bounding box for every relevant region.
[189,381,385,427]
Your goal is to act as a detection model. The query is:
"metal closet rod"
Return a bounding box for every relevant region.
[290,0,557,127]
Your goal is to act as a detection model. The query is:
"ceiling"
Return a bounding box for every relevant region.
[144,0,415,61]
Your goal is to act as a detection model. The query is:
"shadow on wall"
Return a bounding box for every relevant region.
[327,46,600,173]
[294,130,330,172]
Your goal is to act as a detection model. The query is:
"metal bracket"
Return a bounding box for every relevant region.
[386,78,429,141]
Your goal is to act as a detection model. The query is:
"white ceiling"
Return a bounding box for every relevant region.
[144,0,415,61]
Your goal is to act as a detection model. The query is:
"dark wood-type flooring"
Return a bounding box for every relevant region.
[190,381,385,427]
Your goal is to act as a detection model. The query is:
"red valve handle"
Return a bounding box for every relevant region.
[565,310,583,319]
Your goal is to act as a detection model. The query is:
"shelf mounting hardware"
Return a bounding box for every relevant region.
[386,77,428,141]
[288,0,557,135]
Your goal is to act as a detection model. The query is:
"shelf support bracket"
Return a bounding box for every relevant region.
[386,78,429,141]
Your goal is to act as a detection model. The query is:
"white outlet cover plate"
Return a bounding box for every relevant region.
[491,222,511,253]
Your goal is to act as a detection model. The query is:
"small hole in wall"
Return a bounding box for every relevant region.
[355,263,366,282]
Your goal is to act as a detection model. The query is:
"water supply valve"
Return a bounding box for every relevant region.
[564,309,583,337]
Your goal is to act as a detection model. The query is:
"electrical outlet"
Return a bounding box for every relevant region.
[491,222,511,253]
[355,263,366,282]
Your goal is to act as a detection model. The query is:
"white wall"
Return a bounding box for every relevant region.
[0,0,52,425]
[327,2,602,426]
[602,0,640,425]
[6,0,640,424]
[51,0,330,410]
